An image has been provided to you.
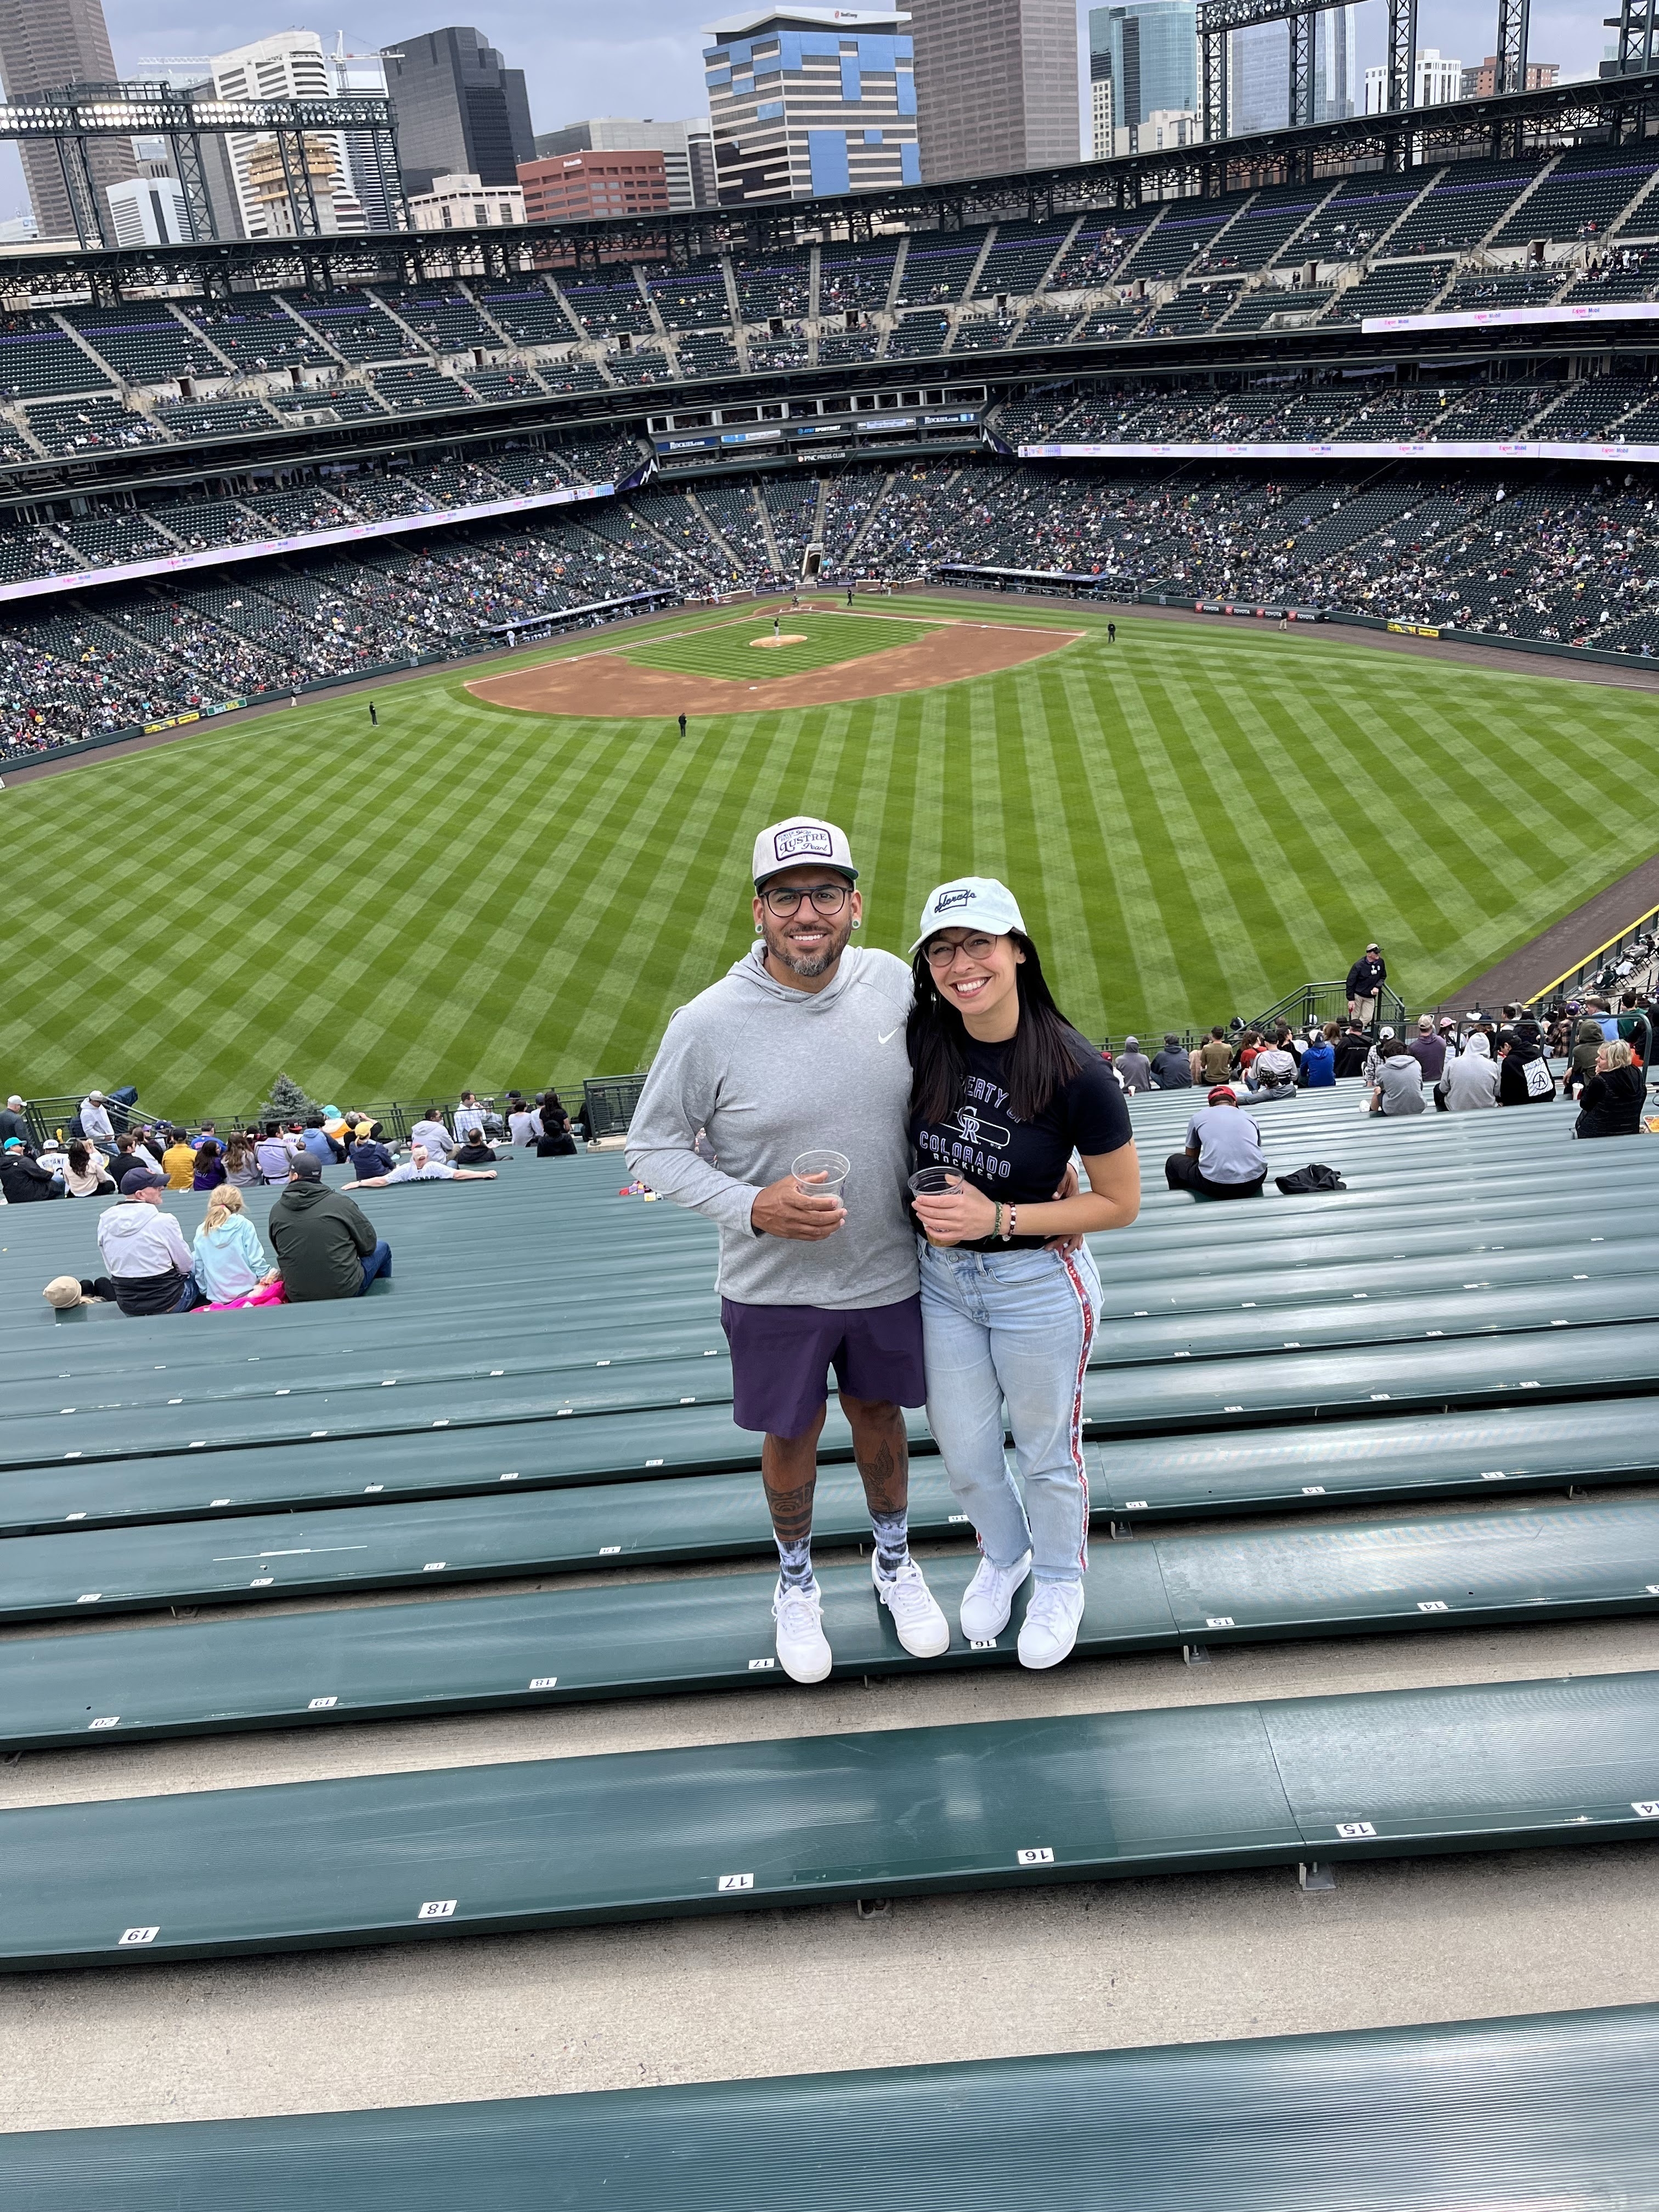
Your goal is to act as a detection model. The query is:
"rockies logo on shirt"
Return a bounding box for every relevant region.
[955,1103,1011,1152]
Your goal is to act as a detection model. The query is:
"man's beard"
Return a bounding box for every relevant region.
[763,912,853,978]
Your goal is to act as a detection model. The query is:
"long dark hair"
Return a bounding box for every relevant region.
[908,929,1092,1125]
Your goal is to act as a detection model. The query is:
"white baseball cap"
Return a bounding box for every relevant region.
[752,816,858,887]
[910,876,1027,954]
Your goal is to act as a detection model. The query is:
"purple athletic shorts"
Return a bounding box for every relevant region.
[719,1294,926,1438]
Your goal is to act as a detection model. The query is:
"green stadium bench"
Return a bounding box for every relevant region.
[3,2004,1655,2211]
[1092,1396,1659,1516]
[3,1498,1655,1745]
[3,1671,1656,1968]
[9,1289,1659,1472]
[0,1462,958,1622]
[7,1330,1659,1538]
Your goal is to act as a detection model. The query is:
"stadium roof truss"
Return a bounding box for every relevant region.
[1199,0,1534,163]
[0,69,1651,306]
[0,81,410,253]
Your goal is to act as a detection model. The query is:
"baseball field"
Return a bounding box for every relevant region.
[7,593,1658,1116]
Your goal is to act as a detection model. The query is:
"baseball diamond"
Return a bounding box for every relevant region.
[4,593,1657,1114]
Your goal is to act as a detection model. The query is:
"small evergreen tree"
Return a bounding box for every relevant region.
[262,1071,315,1121]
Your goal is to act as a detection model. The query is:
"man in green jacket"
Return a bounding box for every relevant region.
[268,1154,392,1299]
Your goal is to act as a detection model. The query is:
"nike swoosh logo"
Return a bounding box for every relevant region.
[878,1027,903,1046]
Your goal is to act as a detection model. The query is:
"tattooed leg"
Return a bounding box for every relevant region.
[842,1393,911,1576]
[763,1405,825,1589]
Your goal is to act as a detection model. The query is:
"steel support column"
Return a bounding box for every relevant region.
[1495,0,1531,88]
[1202,26,1227,140]
[167,130,216,241]
[1288,8,1314,126]
[1385,0,1417,166]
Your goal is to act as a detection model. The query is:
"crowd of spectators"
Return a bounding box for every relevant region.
[8,1083,593,1317]
[1101,962,1655,1178]
[9,449,1659,761]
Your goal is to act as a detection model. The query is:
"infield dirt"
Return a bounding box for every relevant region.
[466,616,1083,718]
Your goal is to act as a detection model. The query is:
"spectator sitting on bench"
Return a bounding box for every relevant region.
[61,1139,115,1198]
[1,1136,60,1203]
[1575,1040,1646,1139]
[408,1106,456,1161]
[454,1129,499,1167]
[343,1142,497,1189]
[345,1126,397,1181]
[162,1126,197,1189]
[1245,1027,1298,1102]
[96,1168,194,1313]
[186,1186,281,1308]
[269,1152,392,1299]
[255,1127,296,1184]
[1371,1037,1426,1115]
[1435,1032,1499,1111]
[1165,1086,1267,1200]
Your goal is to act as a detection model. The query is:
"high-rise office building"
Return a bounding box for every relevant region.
[325,37,397,229]
[907,0,1079,182]
[1226,4,1352,133]
[1090,72,1112,157]
[210,34,368,236]
[703,8,918,205]
[106,175,191,246]
[519,147,672,222]
[1088,3,1197,143]
[382,25,537,196]
[1314,7,1357,120]
[1227,21,1284,134]
[0,0,137,241]
[1461,54,1560,95]
[533,117,716,210]
[1364,46,1460,112]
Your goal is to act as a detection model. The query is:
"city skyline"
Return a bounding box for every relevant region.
[0,0,1616,225]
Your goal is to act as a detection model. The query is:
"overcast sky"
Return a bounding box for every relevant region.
[0,0,1613,227]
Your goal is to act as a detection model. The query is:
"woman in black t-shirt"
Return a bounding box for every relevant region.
[907,877,1141,1672]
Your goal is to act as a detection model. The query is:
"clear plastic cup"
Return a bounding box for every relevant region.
[908,1164,963,1246]
[792,1149,849,1202]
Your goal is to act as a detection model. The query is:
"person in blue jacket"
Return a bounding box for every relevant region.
[1299,1024,1337,1087]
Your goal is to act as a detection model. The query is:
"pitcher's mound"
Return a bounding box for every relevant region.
[753,634,809,648]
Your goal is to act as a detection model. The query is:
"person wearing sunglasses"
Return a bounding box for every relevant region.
[907,878,1141,1669]
[628,816,949,1684]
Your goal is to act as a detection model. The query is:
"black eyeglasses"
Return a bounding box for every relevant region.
[760,884,851,917]
[924,932,996,968]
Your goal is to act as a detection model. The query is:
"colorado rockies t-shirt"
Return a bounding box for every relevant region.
[910,1032,1133,1249]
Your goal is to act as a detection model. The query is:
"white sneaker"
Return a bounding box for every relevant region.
[772,1579,832,1684]
[1018,1581,1085,1670]
[959,1550,1033,1643]
[872,1555,951,1658]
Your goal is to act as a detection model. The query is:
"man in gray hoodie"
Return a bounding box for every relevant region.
[628,815,949,1684]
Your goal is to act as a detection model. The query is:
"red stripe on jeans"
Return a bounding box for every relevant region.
[1057,1247,1096,1573]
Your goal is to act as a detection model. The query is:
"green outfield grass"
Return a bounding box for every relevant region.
[7,595,1658,1117]
[620,607,931,681]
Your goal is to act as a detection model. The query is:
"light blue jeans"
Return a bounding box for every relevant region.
[918,1239,1102,1585]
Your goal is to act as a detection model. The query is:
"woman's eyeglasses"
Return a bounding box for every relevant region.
[924,933,996,968]
[760,884,851,917]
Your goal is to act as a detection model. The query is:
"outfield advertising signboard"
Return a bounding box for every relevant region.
[1020,439,1659,464]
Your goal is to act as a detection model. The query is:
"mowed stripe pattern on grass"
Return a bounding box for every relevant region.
[5,601,1658,1113]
